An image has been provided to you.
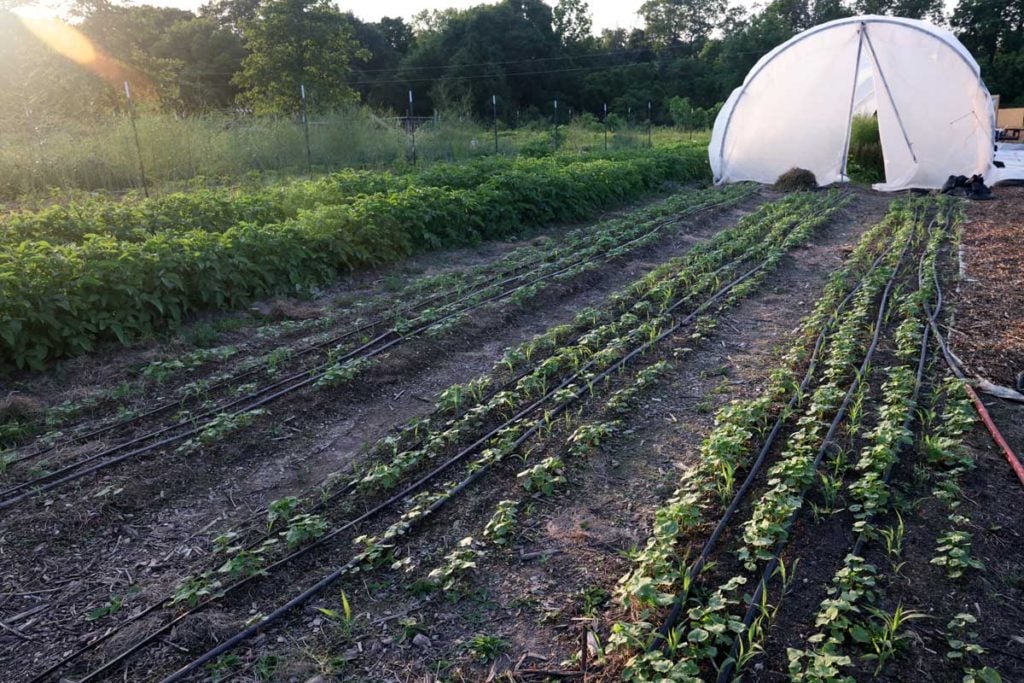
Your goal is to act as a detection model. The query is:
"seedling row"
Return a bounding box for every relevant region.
[20,190,849,681]
[604,197,1006,682]
[0,183,753,509]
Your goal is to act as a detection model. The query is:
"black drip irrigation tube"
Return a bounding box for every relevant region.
[846,217,938,558]
[921,205,1024,487]
[8,194,739,473]
[1,197,745,511]
[4,241,541,469]
[35,195,783,683]
[154,237,785,683]
[714,223,918,683]
[654,241,895,644]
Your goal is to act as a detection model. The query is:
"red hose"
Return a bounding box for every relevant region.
[962,382,1024,487]
[928,206,1024,489]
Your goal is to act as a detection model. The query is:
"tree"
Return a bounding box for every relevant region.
[399,0,563,118]
[951,0,1024,103]
[951,0,1024,67]
[855,0,945,22]
[234,0,366,115]
[377,16,413,54]
[553,0,592,48]
[200,0,261,30]
[151,16,245,111]
[639,0,727,49]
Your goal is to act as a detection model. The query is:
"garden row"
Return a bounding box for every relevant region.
[31,191,844,682]
[605,197,1005,682]
[0,146,710,369]
[0,184,753,502]
[2,183,749,454]
[0,152,658,246]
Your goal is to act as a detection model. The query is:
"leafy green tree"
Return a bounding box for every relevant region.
[151,16,245,111]
[0,9,113,126]
[856,0,945,21]
[639,0,727,48]
[200,0,261,30]
[400,0,562,118]
[234,0,366,115]
[952,0,1023,67]
[377,16,414,54]
[346,13,413,111]
[553,0,593,48]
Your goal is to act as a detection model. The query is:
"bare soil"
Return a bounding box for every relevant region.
[0,187,762,680]
[8,188,1021,683]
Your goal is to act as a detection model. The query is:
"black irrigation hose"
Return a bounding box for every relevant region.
[154,231,786,683]
[922,205,1024,486]
[1,195,746,508]
[923,204,964,381]
[846,220,939,559]
[9,192,744,471]
[654,242,896,644]
[714,226,916,683]
[31,194,777,682]
[74,194,818,683]
[4,244,532,468]
[4,192,753,507]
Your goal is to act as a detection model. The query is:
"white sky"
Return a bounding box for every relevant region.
[133,0,740,31]
[23,0,960,31]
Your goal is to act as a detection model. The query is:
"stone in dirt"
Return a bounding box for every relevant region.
[412,633,432,649]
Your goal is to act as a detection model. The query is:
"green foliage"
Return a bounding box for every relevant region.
[426,537,484,590]
[235,0,366,115]
[667,96,719,130]
[483,500,518,546]
[847,115,884,184]
[1,147,708,368]
[517,456,567,495]
[465,633,510,661]
[931,525,984,579]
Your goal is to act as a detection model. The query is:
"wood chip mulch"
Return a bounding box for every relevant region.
[952,186,1024,388]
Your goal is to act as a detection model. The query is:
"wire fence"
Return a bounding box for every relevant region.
[0,93,709,201]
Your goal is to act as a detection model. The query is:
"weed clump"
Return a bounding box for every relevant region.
[774,167,818,191]
[0,394,44,422]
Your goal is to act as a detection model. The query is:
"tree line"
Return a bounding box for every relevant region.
[1,0,1021,130]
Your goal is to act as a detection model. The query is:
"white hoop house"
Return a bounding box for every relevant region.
[709,16,996,191]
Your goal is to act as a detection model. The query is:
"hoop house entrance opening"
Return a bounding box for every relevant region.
[709,15,996,191]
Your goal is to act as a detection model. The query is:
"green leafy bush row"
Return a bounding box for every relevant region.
[1,153,645,246]
[0,146,710,368]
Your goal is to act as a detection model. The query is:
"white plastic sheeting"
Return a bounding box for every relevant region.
[709,16,996,191]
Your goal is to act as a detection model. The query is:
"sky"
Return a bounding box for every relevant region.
[133,0,697,31]
[19,0,961,29]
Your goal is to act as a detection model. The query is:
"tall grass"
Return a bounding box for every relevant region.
[0,107,703,202]
[847,114,885,184]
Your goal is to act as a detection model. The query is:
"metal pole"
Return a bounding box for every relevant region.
[862,26,917,163]
[839,25,867,180]
[553,98,558,150]
[603,103,608,152]
[408,89,416,166]
[492,94,498,154]
[648,100,652,148]
[300,83,312,175]
[123,81,149,198]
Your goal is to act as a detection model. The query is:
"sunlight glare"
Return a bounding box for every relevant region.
[14,9,98,66]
